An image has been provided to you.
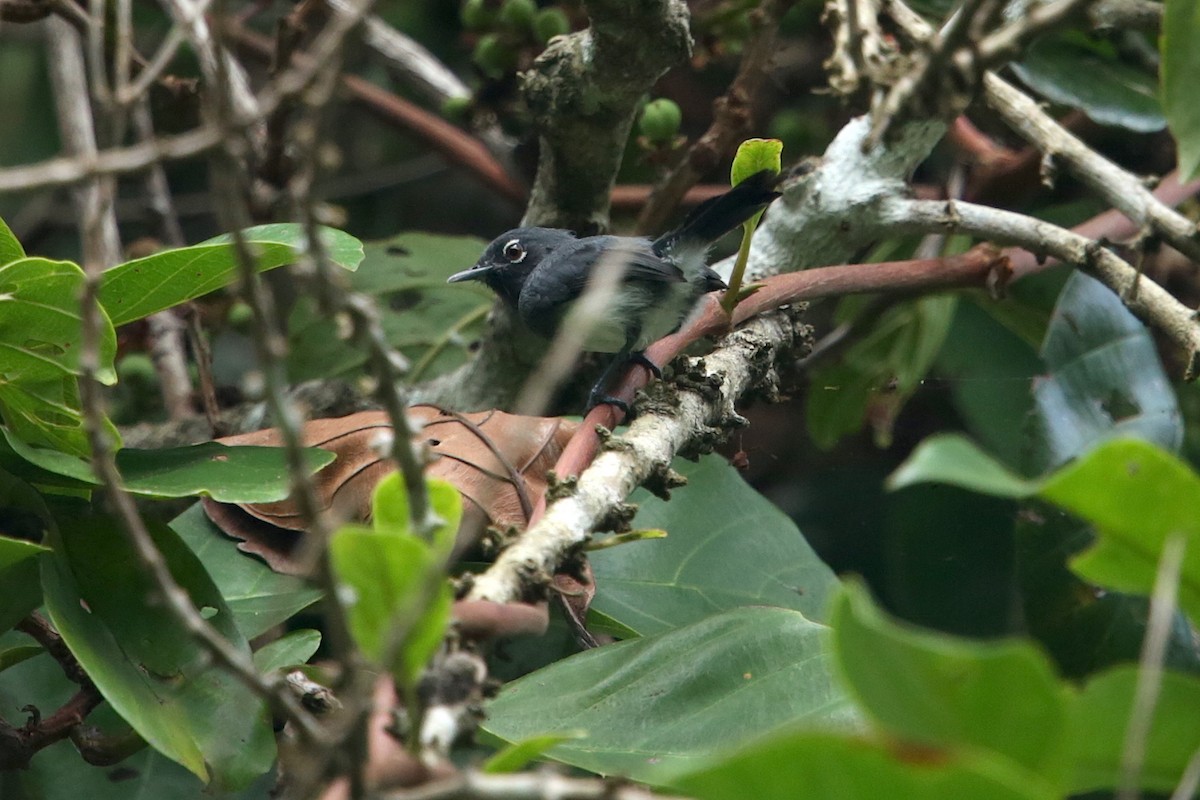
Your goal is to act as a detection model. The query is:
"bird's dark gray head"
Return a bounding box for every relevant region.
[447,227,576,308]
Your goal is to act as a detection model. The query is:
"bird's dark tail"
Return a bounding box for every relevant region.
[652,169,781,255]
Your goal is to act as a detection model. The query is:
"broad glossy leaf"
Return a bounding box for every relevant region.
[1040,438,1200,625]
[171,504,322,638]
[0,435,334,503]
[1162,0,1200,179]
[119,442,335,502]
[672,730,1057,800]
[0,215,23,266]
[16,740,273,800]
[589,455,838,635]
[1066,666,1200,793]
[832,583,1070,782]
[934,299,1044,467]
[0,257,117,456]
[1013,33,1164,132]
[252,629,321,673]
[1029,272,1180,471]
[888,434,1037,497]
[287,233,490,383]
[99,224,363,327]
[483,606,859,783]
[42,514,275,788]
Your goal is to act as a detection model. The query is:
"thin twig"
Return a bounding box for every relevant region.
[1118,534,1187,800]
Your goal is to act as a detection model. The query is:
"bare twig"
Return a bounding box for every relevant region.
[881,196,1200,376]
[382,771,689,800]
[983,73,1200,266]
[1118,534,1187,800]
[228,23,525,205]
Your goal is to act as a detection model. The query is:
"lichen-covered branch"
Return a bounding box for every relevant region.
[521,0,692,231]
[466,309,807,603]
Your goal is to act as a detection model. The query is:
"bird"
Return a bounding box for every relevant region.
[447,170,781,410]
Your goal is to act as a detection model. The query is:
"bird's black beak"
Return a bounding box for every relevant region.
[447,264,492,284]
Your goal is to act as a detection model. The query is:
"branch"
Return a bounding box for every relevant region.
[983,73,1200,266]
[881,196,1200,376]
[380,771,688,800]
[466,310,809,603]
[521,0,693,230]
[228,23,525,205]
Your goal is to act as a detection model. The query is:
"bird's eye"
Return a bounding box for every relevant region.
[502,239,527,263]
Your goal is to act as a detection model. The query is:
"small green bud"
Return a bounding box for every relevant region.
[441,95,473,122]
[460,0,494,30]
[116,353,157,385]
[473,33,518,78]
[532,7,569,43]
[227,301,254,331]
[638,98,683,144]
[499,0,537,30]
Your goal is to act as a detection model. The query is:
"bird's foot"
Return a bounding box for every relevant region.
[628,351,662,379]
[585,388,630,415]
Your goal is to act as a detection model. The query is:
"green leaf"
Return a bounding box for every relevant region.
[482,607,860,783]
[831,583,1070,783]
[1066,665,1200,793]
[0,215,24,266]
[808,295,957,449]
[252,629,322,673]
[98,225,364,328]
[1013,33,1165,132]
[672,730,1058,800]
[934,298,1045,468]
[118,443,336,502]
[204,223,364,273]
[482,731,587,773]
[0,643,41,673]
[0,257,118,456]
[171,504,322,639]
[1039,438,1200,625]
[1162,0,1200,178]
[287,233,491,383]
[372,473,462,561]
[13,739,274,800]
[0,436,334,503]
[42,514,275,788]
[887,434,1038,497]
[329,524,451,689]
[0,467,51,632]
[731,138,783,186]
[1029,271,1180,471]
[589,455,839,635]
[0,532,49,572]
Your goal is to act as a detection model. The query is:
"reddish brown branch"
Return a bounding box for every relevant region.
[0,687,104,770]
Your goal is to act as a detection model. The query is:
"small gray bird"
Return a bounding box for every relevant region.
[448,170,780,409]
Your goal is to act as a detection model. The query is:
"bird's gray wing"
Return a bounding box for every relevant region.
[517,237,683,341]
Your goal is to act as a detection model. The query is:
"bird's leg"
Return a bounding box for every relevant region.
[585,348,633,414]
[628,351,662,379]
[585,334,664,414]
